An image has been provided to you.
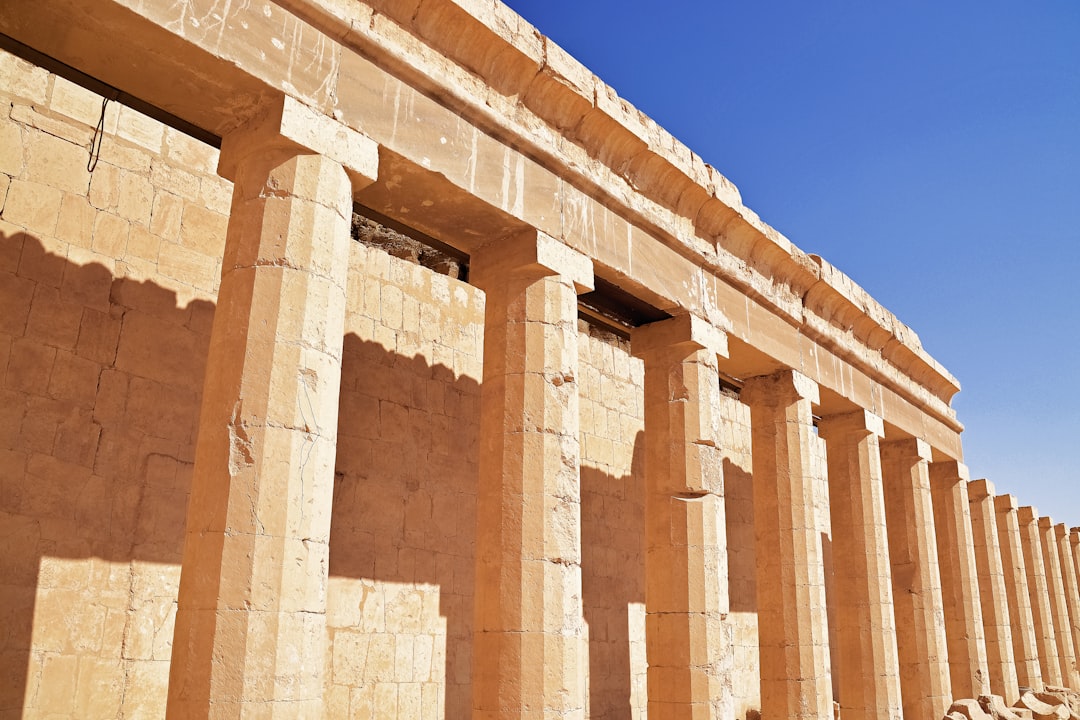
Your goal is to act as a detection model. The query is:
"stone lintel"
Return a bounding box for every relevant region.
[994,494,1019,513]
[968,479,996,501]
[471,228,595,293]
[817,408,884,439]
[218,93,378,191]
[631,312,728,360]
[741,368,820,406]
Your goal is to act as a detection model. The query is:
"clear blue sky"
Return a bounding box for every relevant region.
[503,0,1080,525]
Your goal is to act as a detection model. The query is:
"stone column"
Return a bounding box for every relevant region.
[741,370,833,720]
[817,410,902,720]
[1018,507,1060,686]
[470,229,593,720]
[1072,530,1080,597]
[928,461,990,699]
[1055,524,1080,687]
[631,313,732,720]
[167,96,378,718]
[967,480,1019,702]
[880,438,951,720]
[1039,517,1080,688]
[993,494,1043,692]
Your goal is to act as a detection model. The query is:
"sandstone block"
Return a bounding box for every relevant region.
[3,178,63,236]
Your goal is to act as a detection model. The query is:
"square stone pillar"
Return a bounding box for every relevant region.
[1038,517,1080,688]
[817,410,902,720]
[928,461,990,699]
[167,96,378,718]
[470,230,593,720]
[993,494,1044,692]
[879,437,951,720]
[741,370,833,720]
[631,314,732,720]
[968,480,1019,702]
[1054,524,1080,687]
[1017,506,1061,687]
[1072,530,1080,596]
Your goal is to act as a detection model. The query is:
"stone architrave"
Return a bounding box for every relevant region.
[967,480,1019,702]
[1017,507,1061,687]
[741,370,833,720]
[817,410,902,720]
[1038,517,1080,688]
[928,461,990,699]
[880,437,952,720]
[631,313,733,720]
[1055,524,1080,686]
[167,95,378,718]
[993,494,1044,692]
[469,229,594,720]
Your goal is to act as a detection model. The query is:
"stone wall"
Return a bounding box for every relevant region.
[3,2,1080,717]
[0,47,680,719]
[0,47,228,717]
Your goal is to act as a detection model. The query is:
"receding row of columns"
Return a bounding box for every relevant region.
[162,95,1080,720]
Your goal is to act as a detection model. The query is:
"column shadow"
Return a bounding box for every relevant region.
[580,436,646,719]
[1,230,212,716]
[327,333,481,718]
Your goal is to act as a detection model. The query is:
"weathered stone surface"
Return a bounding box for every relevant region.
[1,2,1076,718]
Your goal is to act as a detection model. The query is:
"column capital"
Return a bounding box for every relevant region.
[880,435,933,461]
[994,494,1019,513]
[967,479,996,501]
[740,368,819,406]
[1054,523,1069,540]
[1018,506,1039,525]
[817,407,884,439]
[218,93,379,191]
[470,228,594,293]
[929,460,970,486]
[630,312,728,360]
[1038,516,1055,531]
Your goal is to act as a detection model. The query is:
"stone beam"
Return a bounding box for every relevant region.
[0,0,965,461]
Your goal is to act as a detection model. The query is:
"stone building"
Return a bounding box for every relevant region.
[0,1,1078,718]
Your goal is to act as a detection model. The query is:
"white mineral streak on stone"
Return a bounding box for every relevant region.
[466,126,478,193]
[512,153,525,218]
[500,146,511,212]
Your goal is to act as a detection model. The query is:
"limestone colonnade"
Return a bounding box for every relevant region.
[151,96,1080,720]
[2,0,1079,718]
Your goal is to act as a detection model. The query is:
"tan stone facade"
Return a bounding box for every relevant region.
[0,1,1077,718]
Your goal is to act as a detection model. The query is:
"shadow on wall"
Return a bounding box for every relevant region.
[0,230,212,715]
[581,438,646,720]
[328,333,482,718]
[0,230,726,718]
[0,231,487,718]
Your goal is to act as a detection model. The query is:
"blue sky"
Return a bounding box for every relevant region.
[502,1,1080,524]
